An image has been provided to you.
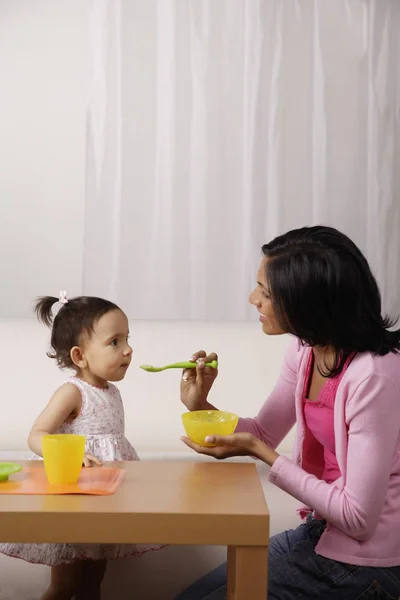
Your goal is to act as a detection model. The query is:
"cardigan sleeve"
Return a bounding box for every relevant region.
[268,373,400,540]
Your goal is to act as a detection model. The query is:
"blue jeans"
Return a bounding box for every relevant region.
[176,517,400,599]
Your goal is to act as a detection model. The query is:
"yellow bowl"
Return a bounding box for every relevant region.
[182,410,239,447]
[42,434,86,485]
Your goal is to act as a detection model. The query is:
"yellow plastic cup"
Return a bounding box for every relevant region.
[42,434,86,485]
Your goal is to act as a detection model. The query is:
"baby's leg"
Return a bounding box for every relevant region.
[75,559,107,600]
[41,562,84,600]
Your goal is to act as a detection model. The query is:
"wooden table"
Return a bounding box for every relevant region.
[0,460,269,599]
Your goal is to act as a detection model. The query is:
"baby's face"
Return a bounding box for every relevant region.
[83,309,133,384]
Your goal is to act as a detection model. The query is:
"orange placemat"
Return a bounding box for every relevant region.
[0,467,125,495]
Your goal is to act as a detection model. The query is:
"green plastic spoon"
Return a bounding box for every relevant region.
[140,360,218,373]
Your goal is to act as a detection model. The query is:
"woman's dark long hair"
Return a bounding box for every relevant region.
[262,226,400,376]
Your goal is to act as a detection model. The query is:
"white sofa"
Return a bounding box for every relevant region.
[0,321,298,599]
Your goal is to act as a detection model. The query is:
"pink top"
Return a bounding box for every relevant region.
[303,351,350,484]
[236,338,400,567]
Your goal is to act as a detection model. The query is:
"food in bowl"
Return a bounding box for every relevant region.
[182,410,239,447]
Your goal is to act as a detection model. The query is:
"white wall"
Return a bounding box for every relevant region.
[0,0,86,318]
[0,0,295,454]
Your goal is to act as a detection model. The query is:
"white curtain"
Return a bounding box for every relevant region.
[85,0,400,320]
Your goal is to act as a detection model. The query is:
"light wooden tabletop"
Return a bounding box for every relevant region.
[0,460,270,546]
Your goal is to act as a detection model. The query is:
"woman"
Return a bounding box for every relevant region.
[177,226,400,600]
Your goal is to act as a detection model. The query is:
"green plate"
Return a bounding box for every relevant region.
[0,462,22,482]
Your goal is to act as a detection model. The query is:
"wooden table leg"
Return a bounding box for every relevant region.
[227,545,268,600]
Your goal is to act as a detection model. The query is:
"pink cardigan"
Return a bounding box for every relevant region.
[236,339,400,566]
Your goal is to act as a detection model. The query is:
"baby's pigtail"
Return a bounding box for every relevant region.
[34,296,59,328]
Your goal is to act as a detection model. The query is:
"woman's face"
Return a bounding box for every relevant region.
[249,258,286,336]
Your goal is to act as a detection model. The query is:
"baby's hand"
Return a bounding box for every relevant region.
[83,453,102,468]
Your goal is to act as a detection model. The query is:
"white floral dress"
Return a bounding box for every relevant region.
[0,377,162,565]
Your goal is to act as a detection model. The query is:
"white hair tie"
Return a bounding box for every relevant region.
[59,290,68,305]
